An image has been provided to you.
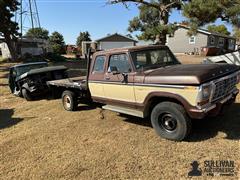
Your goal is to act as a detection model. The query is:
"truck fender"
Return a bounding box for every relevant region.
[143,92,193,117]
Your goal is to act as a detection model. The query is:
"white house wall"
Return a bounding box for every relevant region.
[21,47,44,56]
[99,42,134,50]
[0,42,11,59]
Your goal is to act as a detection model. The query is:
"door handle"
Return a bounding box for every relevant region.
[105,77,110,80]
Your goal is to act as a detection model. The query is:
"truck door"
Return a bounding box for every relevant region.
[88,55,106,98]
[103,53,135,103]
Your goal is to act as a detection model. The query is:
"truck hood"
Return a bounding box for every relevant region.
[16,66,68,81]
[144,64,240,85]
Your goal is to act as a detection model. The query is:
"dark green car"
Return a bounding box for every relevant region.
[9,62,68,100]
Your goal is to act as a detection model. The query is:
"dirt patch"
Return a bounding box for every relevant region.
[176,54,205,64]
[0,60,239,179]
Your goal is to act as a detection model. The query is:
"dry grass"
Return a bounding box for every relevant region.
[0,57,239,179]
[176,54,205,64]
[0,56,4,62]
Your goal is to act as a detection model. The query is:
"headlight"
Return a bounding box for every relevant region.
[197,83,214,105]
[202,84,212,100]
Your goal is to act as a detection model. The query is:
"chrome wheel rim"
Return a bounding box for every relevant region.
[63,95,71,109]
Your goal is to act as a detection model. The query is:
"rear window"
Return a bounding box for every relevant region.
[93,56,105,73]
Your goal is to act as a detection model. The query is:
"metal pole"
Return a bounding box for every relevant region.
[29,0,34,29]
[20,0,23,38]
[34,0,41,28]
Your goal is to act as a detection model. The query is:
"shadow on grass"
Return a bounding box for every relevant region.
[121,103,240,142]
[188,103,240,142]
[0,109,24,129]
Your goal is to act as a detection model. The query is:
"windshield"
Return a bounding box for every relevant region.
[16,63,48,76]
[131,48,180,71]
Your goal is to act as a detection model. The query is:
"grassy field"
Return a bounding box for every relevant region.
[0,57,239,179]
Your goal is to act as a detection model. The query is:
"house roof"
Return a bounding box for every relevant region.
[94,45,167,56]
[177,24,236,39]
[95,33,138,43]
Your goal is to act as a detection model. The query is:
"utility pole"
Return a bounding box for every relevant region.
[15,0,41,37]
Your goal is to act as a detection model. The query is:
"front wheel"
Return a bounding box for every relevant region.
[151,102,192,141]
[22,88,33,101]
[62,90,78,111]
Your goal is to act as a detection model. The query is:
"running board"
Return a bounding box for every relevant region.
[102,105,144,118]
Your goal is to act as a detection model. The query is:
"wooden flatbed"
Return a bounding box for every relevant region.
[47,76,88,90]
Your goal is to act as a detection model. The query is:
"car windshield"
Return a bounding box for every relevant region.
[130,48,180,71]
[16,63,47,76]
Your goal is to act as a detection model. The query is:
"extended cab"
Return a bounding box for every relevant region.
[48,45,240,141]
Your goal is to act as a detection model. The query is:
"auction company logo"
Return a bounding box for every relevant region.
[188,160,237,177]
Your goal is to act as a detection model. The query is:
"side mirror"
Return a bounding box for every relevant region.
[108,66,120,75]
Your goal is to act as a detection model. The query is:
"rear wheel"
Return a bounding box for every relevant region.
[62,90,78,111]
[22,88,33,101]
[151,102,192,141]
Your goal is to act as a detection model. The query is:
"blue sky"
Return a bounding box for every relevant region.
[36,0,233,44]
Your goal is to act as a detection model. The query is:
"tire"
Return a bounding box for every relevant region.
[22,88,33,101]
[62,90,78,111]
[13,87,22,97]
[151,102,192,141]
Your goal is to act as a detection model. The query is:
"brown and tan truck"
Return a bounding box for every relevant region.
[48,45,240,141]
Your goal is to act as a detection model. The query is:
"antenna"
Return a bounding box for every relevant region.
[15,0,41,37]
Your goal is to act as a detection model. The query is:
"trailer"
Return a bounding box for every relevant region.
[204,51,240,65]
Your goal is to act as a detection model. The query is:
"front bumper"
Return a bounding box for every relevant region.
[188,89,239,119]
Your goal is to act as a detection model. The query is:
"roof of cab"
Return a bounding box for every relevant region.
[94,45,167,56]
[12,62,47,68]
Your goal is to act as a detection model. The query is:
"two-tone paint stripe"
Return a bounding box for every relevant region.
[88,80,186,89]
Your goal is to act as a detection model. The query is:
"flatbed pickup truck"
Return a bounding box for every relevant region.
[48,45,240,141]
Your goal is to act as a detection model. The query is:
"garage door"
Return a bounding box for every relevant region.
[100,42,134,50]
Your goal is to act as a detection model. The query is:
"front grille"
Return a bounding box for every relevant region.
[211,73,238,102]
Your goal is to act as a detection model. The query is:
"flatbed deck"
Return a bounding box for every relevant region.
[47,76,88,90]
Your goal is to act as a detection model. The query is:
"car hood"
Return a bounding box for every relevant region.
[144,64,240,85]
[16,66,68,81]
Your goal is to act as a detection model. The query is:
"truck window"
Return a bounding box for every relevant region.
[131,48,180,71]
[108,54,131,73]
[93,56,106,73]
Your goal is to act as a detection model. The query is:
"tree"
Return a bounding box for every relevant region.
[183,0,240,35]
[233,27,240,42]
[0,0,20,60]
[207,24,230,36]
[76,31,91,47]
[49,31,65,54]
[25,27,49,40]
[109,0,240,44]
[109,0,187,45]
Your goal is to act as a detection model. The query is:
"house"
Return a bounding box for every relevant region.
[66,44,81,54]
[0,37,52,59]
[167,25,236,56]
[95,33,138,50]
